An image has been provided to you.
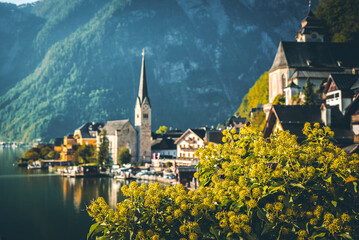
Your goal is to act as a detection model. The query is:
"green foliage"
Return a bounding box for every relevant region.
[316,0,359,43]
[236,72,269,117]
[88,124,359,239]
[74,145,96,164]
[117,147,131,165]
[248,111,266,131]
[303,79,315,105]
[156,126,168,134]
[97,130,109,166]
[273,94,285,105]
[165,161,173,168]
[21,144,58,161]
[291,94,301,105]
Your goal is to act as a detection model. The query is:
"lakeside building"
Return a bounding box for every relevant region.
[102,120,137,164]
[59,122,103,161]
[151,130,183,159]
[174,128,223,162]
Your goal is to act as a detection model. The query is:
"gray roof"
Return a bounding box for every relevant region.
[264,105,352,143]
[351,79,359,90]
[290,70,333,80]
[330,74,358,91]
[103,120,131,135]
[270,42,359,72]
[76,122,104,139]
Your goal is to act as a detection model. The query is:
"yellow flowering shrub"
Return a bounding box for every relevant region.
[88,123,359,239]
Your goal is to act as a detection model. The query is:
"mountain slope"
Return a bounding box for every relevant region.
[0,0,314,141]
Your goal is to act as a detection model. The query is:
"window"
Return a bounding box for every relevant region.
[137,114,139,118]
[143,114,148,119]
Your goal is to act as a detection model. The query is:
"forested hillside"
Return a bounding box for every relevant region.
[0,0,317,141]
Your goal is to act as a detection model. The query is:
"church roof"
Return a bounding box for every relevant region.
[269,42,359,72]
[137,49,151,107]
[103,120,131,135]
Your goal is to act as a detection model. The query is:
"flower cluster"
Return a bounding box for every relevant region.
[88,124,359,240]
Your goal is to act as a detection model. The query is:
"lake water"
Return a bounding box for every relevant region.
[0,148,129,240]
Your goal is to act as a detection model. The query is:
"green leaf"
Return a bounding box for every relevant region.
[353,182,358,193]
[331,201,337,207]
[312,232,326,239]
[338,233,353,239]
[87,222,103,240]
[290,183,305,189]
[210,226,220,240]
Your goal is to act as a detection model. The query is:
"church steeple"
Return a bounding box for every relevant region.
[296,1,326,42]
[134,48,152,163]
[137,49,151,107]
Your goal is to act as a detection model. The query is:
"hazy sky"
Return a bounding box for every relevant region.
[0,0,38,4]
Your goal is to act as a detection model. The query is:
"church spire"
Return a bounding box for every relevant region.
[137,49,150,107]
[296,1,326,42]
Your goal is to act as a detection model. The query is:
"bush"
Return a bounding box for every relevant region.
[87,124,359,240]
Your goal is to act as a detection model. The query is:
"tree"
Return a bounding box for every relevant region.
[272,94,285,105]
[156,126,168,134]
[248,111,266,131]
[117,147,131,165]
[97,130,109,166]
[316,0,359,43]
[23,149,40,161]
[303,78,315,105]
[236,72,269,117]
[74,145,96,164]
[88,124,359,240]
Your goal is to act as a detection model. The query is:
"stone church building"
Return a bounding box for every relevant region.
[102,50,152,164]
[268,5,359,106]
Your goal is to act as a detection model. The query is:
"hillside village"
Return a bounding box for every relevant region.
[19,4,359,187]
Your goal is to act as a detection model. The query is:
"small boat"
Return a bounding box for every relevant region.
[27,161,42,169]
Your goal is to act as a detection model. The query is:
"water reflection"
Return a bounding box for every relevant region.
[60,177,129,213]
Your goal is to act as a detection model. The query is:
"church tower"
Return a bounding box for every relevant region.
[296,1,326,42]
[135,49,152,162]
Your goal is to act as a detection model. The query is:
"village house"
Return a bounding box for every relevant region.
[263,105,353,145]
[151,130,183,159]
[59,122,103,161]
[174,128,223,163]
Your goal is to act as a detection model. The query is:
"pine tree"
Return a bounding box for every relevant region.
[303,78,315,105]
[117,147,131,166]
[98,129,109,166]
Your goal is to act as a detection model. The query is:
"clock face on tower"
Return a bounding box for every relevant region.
[143,104,149,110]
